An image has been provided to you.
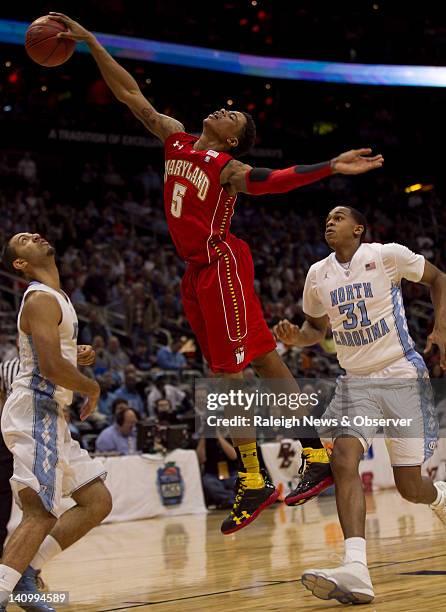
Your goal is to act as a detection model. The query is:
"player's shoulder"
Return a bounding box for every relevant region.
[164,131,198,150]
[23,288,60,313]
[306,255,332,281]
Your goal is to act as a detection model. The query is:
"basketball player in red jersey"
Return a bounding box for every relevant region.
[52,13,383,534]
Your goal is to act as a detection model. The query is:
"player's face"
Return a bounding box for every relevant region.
[325,207,363,248]
[203,108,246,150]
[10,233,55,274]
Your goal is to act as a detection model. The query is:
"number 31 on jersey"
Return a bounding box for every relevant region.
[171,182,187,218]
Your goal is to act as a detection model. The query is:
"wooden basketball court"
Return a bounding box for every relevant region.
[10,490,446,611]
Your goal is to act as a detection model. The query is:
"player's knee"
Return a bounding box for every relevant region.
[20,489,57,528]
[331,443,361,477]
[92,485,113,523]
[22,506,57,532]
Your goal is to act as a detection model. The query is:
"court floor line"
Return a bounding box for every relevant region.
[95,552,446,611]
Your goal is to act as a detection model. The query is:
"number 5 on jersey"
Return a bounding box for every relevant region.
[171,182,187,218]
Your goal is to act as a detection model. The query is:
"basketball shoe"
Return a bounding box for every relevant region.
[302,561,374,604]
[430,481,446,525]
[12,566,55,612]
[221,470,279,535]
[284,447,333,506]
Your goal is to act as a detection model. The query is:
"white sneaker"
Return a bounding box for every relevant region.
[302,561,374,604]
[430,481,446,525]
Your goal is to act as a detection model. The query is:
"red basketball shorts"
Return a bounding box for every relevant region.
[181,238,276,373]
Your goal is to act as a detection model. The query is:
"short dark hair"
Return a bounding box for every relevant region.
[111,398,129,418]
[231,112,256,158]
[1,236,19,275]
[345,206,367,242]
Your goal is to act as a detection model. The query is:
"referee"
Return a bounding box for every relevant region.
[0,356,19,556]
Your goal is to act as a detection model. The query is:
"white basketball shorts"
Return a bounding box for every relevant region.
[1,387,106,517]
[320,353,438,466]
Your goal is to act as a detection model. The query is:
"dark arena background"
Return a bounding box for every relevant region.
[1,2,446,611]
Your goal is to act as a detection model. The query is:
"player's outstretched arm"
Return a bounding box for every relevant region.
[21,292,100,417]
[221,149,383,195]
[49,12,184,142]
[421,262,446,369]
[273,316,329,348]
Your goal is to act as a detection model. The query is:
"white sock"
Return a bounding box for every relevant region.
[30,535,62,571]
[344,537,367,565]
[0,564,22,604]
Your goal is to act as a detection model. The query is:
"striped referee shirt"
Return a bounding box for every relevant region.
[0,357,20,397]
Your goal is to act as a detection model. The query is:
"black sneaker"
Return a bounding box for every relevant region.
[221,470,279,535]
[285,447,333,506]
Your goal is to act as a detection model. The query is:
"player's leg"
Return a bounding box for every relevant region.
[390,446,446,524]
[220,368,279,534]
[393,465,437,503]
[190,247,279,533]
[250,349,333,505]
[37,478,112,553]
[0,487,56,608]
[302,436,374,604]
[382,365,444,521]
[220,239,332,502]
[9,479,110,611]
[28,423,111,572]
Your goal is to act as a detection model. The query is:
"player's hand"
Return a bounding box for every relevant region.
[273,319,302,346]
[331,149,384,175]
[80,380,100,421]
[424,327,446,370]
[77,345,96,366]
[48,13,94,43]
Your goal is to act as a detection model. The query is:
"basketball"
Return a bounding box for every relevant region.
[25,16,75,67]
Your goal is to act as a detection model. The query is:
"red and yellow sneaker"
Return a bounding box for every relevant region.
[221,470,279,535]
[285,447,333,506]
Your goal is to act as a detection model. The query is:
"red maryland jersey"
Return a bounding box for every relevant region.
[164,132,237,265]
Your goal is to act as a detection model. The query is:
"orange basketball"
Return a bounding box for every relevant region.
[25,16,75,67]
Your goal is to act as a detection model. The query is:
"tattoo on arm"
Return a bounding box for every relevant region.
[137,106,185,142]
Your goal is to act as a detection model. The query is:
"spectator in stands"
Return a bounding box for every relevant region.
[130,340,153,371]
[196,432,238,508]
[91,335,112,375]
[111,398,130,422]
[156,334,187,371]
[125,282,161,349]
[97,371,119,419]
[147,373,186,418]
[80,308,110,344]
[110,364,144,416]
[16,152,37,183]
[95,407,138,455]
[106,335,129,371]
[83,262,109,305]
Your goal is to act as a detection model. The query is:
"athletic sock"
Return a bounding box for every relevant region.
[238,442,260,473]
[0,564,22,604]
[30,535,62,571]
[344,537,367,565]
[300,436,324,450]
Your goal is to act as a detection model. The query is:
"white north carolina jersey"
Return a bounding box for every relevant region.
[303,243,425,375]
[12,281,78,406]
